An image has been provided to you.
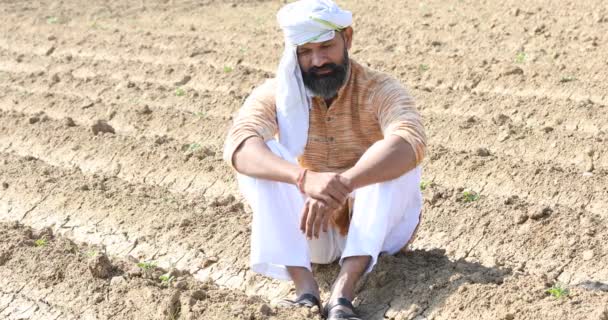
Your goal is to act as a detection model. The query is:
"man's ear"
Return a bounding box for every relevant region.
[342,27,353,50]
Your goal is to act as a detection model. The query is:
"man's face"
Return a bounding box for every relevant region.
[297,28,353,99]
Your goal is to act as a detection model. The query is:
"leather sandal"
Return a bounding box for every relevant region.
[278,293,322,310]
[324,297,362,320]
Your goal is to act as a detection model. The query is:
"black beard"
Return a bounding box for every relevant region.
[301,49,349,99]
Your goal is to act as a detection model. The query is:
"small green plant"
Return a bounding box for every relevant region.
[175,87,186,97]
[46,16,59,24]
[223,66,233,73]
[137,261,157,271]
[159,273,175,285]
[419,64,430,72]
[86,250,98,257]
[34,238,48,247]
[420,180,430,191]
[194,111,205,118]
[515,51,526,63]
[547,284,569,299]
[462,190,480,202]
[560,76,576,83]
[188,143,201,151]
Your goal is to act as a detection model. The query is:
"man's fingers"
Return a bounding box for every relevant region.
[322,212,330,233]
[306,204,317,239]
[300,203,309,233]
[313,209,324,239]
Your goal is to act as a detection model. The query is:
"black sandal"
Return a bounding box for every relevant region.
[278,293,322,310]
[324,297,362,320]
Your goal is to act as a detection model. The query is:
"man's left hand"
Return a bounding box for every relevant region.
[300,197,334,239]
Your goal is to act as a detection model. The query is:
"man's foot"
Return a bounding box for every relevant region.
[324,297,361,320]
[278,293,322,310]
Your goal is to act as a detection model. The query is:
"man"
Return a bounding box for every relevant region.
[223,0,426,318]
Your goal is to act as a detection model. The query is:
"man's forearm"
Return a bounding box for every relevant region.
[232,137,301,184]
[342,135,417,189]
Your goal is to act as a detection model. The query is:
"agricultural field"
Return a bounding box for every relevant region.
[0,0,607,319]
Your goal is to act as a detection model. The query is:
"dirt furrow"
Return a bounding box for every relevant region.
[423,146,607,217]
[0,151,294,300]
[418,88,608,136]
[0,82,237,144]
[0,46,266,106]
[2,106,605,220]
[0,109,233,198]
[424,110,607,171]
[2,0,607,103]
[0,222,308,320]
[417,178,608,286]
[2,25,607,109]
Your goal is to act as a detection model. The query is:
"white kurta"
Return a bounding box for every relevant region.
[238,140,423,281]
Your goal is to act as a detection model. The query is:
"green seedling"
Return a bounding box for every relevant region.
[515,51,526,63]
[223,66,233,73]
[188,143,201,151]
[175,87,186,97]
[194,111,205,118]
[420,180,430,191]
[34,238,48,247]
[137,261,157,271]
[90,21,110,31]
[462,190,480,202]
[46,16,59,24]
[547,284,569,299]
[419,64,430,72]
[159,274,175,285]
[560,76,576,83]
[86,250,98,258]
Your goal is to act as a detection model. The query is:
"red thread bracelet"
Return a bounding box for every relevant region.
[296,169,308,193]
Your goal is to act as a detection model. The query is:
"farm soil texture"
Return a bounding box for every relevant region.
[0,0,607,319]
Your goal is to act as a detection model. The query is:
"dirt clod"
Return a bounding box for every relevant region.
[49,72,60,84]
[530,206,553,220]
[45,46,56,56]
[259,303,273,316]
[582,250,594,261]
[502,66,524,76]
[64,117,76,127]
[91,120,115,135]
[110,275,127,286]
[201,256,218,268]
[476,147,491,157]
[515,213,529,224]
[174,75,192,86]
[88,252,113,279]
[191,289,207,301]
[81,100,94,109]
[137,105,153,115]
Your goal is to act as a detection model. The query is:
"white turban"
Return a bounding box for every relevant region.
[275,0,352,158]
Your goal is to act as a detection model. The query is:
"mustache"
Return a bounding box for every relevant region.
[306,63,341,76]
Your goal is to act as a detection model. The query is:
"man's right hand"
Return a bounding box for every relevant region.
[301,171,352,210]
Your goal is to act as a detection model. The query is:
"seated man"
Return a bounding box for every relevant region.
[223,0,426,318]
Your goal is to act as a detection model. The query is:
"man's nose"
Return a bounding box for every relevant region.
[311,51,329,68]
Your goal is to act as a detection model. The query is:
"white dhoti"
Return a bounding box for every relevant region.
[238,140,423,281]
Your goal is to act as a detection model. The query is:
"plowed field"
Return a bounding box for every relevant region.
[0,0,607,319]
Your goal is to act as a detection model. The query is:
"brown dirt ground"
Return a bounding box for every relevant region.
[0,0,607,319]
